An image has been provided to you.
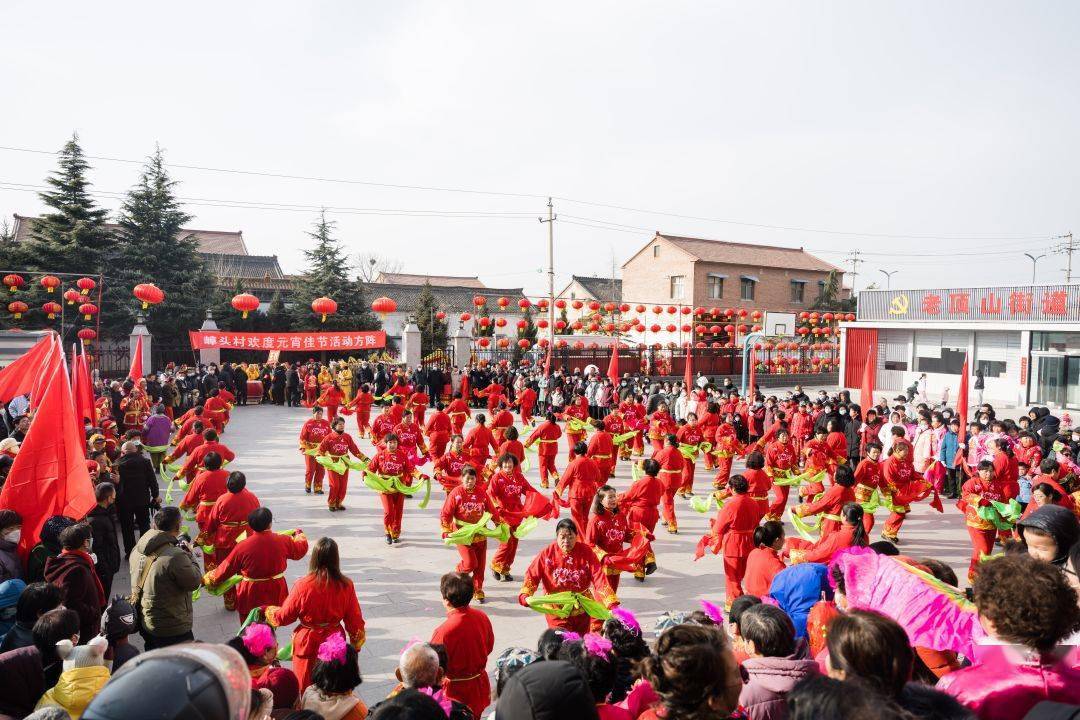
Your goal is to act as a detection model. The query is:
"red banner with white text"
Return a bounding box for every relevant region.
[188,330,386,352]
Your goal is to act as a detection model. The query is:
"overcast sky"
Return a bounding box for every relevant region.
[2,1,1077,298]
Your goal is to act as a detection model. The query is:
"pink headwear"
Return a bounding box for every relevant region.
[700,599,724,625]
[241,623,276,657]
[583,633,613,659]
[559,631,582,643]
[317,632,348,664]
[611,606,641,635]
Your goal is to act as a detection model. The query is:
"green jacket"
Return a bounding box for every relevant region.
[128,529,202,637]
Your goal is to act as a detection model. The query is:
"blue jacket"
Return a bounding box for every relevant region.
[769,563,832,638]
[940,429,959,467]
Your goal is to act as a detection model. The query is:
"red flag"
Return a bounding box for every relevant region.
[860,343,877,412]
[0,351,95,555]
[128,335,144,381]
[956,355,970,440]
[72,345,96,428]
[0,333,59,406]
[543,341,552,378]
[607,342,620,386]
[684,345,693,393]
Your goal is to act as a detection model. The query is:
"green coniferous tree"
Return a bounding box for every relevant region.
[265,291,293,332]
[292,211,379,332]
[112,146,213,339]
[414,282,447,357]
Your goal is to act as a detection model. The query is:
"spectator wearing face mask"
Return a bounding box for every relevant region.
[44,522,104,643]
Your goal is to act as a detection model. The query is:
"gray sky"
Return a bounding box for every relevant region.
[2,1,1077,297]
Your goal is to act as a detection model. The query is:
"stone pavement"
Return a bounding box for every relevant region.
[149,404,975,704]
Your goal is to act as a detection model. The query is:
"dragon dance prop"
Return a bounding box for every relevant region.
[526,591,613,621]
[444,512,512,546]
[829,547,986,659]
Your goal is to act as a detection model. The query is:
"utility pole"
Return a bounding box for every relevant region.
[880,269,897,289]
[845,249,864,294]
[539,198,557,374]
[1066,232,1075,284]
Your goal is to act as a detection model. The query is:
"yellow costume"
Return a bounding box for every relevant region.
[336,367,353,403]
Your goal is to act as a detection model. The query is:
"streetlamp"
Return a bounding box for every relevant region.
[879,269,898,289]
[1024,252,1046,284]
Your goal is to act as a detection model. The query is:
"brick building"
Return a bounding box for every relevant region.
[621,232,844,312]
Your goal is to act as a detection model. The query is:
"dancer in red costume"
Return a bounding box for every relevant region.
[315,416,367,512]
[562,390,590,460]
[587,418,616,479]
[555,442,604,535]
[343,384,374,438]
[619,395,647,458]
[696,475,763,604]
[495,426,525,467]
[586,485,632,593]
[488,453,545,582]
[266,537,365,692]
[434,435,474,493]
[960,460,1008,582]
[463,414,499,471]
[447,393,471,435]
[647,402,676,454]
[744,521,786,597]
[699,402,721,470]
[853,441,884,532]
[675,413,704,497]
[315,384,345,422]
[711,422,744,491]
[199,471,260,611]
[430,571,496,720]
[178,429,235,485]
[738,451,773,516]
[474,379,505,414]
[490,402,514,447]
[179,452,229,536]
[880,441,932,543]
[793,463,856,540]
[785,503,867,564]
[391,409,428,466]
[519,518,619,636]
[367,433,424,544]
[407,387,429,427]
[653,434,687,534]
[763,427,797,521]
[617,458,663,580]
[515,384,537,427]
[202,507,308,619]
[525,412,562,489]
[440,466,500,601]
[299,406,332,494]
[163,420,205,469]
[425,402,452,459]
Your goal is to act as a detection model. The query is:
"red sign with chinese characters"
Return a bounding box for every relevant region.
[857,285,1080,323]
[188,330,386,352]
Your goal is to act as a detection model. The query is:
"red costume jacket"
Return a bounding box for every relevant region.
[367,447,416,487]
[556,456,603,500]
[371,413,396,443]
[463,425,498,463]
[791,525,858,564]
[299,418,332,451]
[434,451,475,491]
[764,440,797,474]
[166,433,204,464]
[203,488,261,553]
[709,494,764,557]
[207,529,309,616]
[742,468,773,502]
[181,440,235,479]
[266,574,366,655]
[317,431,363,460]
[440,486,500,533]
[520,541,617,607]
[648,411,676,442]
[446,399,471,432]
[181,468,230,529]
[430,606,495,720]
[744,547,785,597]
[526,422,562,456]
[651,446,686,491]
[853,458,883,503]
[618,476,664,530]
[488,469,540,525]
[586,509,631,557]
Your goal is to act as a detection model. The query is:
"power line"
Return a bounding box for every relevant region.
[0,143,1064,243]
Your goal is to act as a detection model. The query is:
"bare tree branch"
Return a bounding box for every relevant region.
[356,252,404,283]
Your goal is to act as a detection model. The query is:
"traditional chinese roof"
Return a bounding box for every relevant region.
[376,272,487,288]
[570,275,622,302]
[203,253,285,280]
[11,214,249,255]
[365,283,527,313]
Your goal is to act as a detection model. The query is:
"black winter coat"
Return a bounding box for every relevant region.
[116,452,158,510]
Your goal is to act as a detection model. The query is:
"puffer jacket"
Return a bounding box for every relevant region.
[128,529,201,637]
[739,654,820,720]
[35,665,111,719]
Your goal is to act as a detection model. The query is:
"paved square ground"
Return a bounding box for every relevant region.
[121,404,974,704]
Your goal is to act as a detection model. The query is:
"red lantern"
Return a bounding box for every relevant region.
[518,298,531,310]
[311,297,337,323]
[555,320,566,330]
[77,277,96,295]
[588,300,601,311]
[649,324,661,333]
[752,324,762,332]
[711,341,722,349]
[516,320,527,330]
[478,337,490,348]
[78,302,98,321]
[2,274,24,293]
[497,338,509,349]
[42,301,61,319]
[754,342,763,350]
[590,342,600,349]
[232,293,260,318]
[518,339,531,349]
[572,321,583,331]
[133,283,165,310]
[604,323,615,332]
[557,340,568,349]
[7,301,27,319]
[798,327,810,336]
[724,324,735,333]
[63,289,80,306]
[725,308,735,317]
[537,319,549,329]
[666,306,677,315]
[538,338,549,348]
[635,304,646,313]
[751,310,763,320]
[738,324,748,332]
[665,324,676,333]
[695,325,706,334]
[847,312,857,321]
[709,307,720,316]
[588,322,599,332]
[435,310,446,321]
[372,296,397,317]
[554,299,566,309]
[809,312,820,322]
[537,298,549,310]
[498,297,510,309]
[738,309,748,318]
[680,306,691,315]
[572,300,584,310]
[573,341,585,350]
[681,324,691,333]
[696,342,706,349]
[651,306,662,315]
[479,317,491,328]
[709,325,720,334]
[619,303,630,312]
[495,317,507,328]
[823,312,834,322]
[40,275,60,293]
[460,312,472,322]
[694,307,706,317]
[811,327,821,336]
[473,295,486,308]
[799,311,810,320]
[77,328,96,342]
